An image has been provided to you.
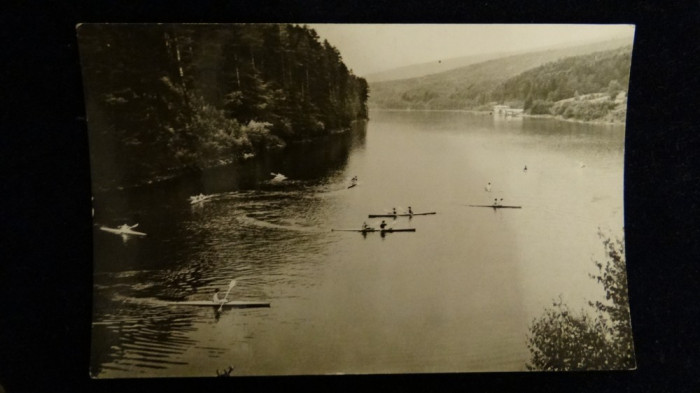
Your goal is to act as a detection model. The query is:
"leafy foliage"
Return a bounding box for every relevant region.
[550,97,619,122]
[526,232,635,371]
[78,24,368,190]
[501,47,632,105]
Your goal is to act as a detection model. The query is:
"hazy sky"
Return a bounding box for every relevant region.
[308,24,635,76]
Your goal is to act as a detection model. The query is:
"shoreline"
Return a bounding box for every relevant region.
[92,120,368,194]
[368,107,626,126]
[522,113,626,126]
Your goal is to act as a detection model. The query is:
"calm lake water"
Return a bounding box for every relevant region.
[90,110,625,377]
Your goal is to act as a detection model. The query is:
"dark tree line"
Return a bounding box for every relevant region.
[78,24,368,190]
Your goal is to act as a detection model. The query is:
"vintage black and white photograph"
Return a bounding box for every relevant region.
[78,23,636,378]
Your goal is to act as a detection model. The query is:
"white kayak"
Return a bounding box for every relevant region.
[99,225,147,237]
[169,300,270,308]
[270,172,287,182]
[189,194,214,204]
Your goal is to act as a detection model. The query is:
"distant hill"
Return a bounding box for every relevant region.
[365,36,632,83]
[368,37,634,111]
[364,52,510,83]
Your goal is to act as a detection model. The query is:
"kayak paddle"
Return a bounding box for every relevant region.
[218,279,237,312]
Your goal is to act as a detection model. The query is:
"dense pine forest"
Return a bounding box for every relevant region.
[78,24,369,190]
[369,45,632,122]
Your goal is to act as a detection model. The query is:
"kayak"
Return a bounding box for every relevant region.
[468,205,522,209]
[189,194,213,204]
[99,226,147,236]
[168,300,270,308]
[368,212,436,218]
[270,172,287,182]
[332,228,416,233]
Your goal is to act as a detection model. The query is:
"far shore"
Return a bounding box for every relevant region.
[522,113,626,126]
[368,107,626,126]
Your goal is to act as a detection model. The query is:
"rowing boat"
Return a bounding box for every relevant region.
[468,205,522,209]
[368,212,436,218]
[99,226,147,236]
[332,228,416,233]
[168,300,271,308]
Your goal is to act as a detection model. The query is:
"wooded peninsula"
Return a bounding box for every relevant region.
[78,24,369,191]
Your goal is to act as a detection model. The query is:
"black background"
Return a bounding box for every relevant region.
[1,1,699,392]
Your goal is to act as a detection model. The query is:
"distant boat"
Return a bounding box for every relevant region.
[100,224,147,236]
[332,228,416,233]
[468,204,521,209]
[168,300,270,309]
[270,172,287,182]
[189,193,213,204]
[368,212,436,218]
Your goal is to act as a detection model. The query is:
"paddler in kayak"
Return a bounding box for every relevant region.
[362,222,373,231]
[270,172,287,183]
[380,220,388,230]
[407,206,414,215]
[118,223,138,232]
[213,288,229,305]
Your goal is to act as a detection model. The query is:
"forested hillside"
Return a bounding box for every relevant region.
[499,46,632,117]
[78,24,368,190]
[369,42,632,115]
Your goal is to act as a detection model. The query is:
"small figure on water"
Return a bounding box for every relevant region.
[380,220,388,229]
[524,165,527,172]
[270,172,287,182]
[408,206,414,215]
[392,207,397,215]
[485,182,492,192]
[118,223,138,231]
[362,221,373,231]
[494,198,500,206]
[213,288,224,304]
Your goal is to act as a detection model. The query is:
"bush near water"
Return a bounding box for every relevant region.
[526,234,635,371]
